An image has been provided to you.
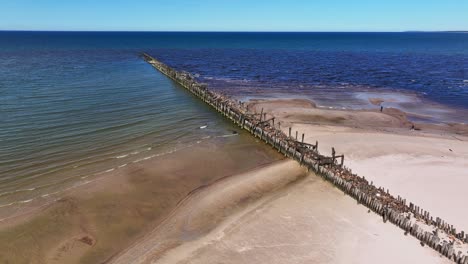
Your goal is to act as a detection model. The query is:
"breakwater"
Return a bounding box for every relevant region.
[142,53,468,263]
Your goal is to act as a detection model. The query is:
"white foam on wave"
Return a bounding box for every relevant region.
[0,164,132,210]
[0,198,34,208]
[0,187,37,197]
[0,137,214,211]
[142,155,155,161]
[216,134,239,138]
[0,202,14,208]
[116,154,129,159]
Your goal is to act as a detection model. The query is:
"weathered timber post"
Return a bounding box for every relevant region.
[332,147,336,164]
[144,55,468,263]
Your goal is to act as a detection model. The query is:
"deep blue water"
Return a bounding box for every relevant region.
[2,32,466,111]
[0,31,467,212]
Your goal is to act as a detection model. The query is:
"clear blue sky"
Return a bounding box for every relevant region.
[1,0,466,31]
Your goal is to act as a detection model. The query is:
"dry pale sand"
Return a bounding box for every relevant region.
[111,160,308,263]
[116,161,450,264]
[108,98,466,264]
[4,96,466,264]
[249,98,468,233]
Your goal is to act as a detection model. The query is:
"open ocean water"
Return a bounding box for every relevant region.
[0,31,467,217]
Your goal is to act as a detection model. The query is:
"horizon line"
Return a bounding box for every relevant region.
[1,29,467,33]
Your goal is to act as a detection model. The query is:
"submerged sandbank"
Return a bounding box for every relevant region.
[0,133,281,264]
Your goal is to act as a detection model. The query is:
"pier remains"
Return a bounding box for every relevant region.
[142,53,468,263]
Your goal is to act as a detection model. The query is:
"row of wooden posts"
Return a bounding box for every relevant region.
[142,53,467,263]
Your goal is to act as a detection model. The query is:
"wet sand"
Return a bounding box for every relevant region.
[158,173,451,264]
[3,98,467,264]
[248,98,468,232]
[107,159,451,264]
[111,160,308,263]
[0,134,282,264]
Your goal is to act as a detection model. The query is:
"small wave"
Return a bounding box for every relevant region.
[116,154,129,159]
[0,187,37,197]
[0,202,14,208]
[216,134,239,138]
[0,198,33,208]
[141,155,155,161]
[0,138,208,211]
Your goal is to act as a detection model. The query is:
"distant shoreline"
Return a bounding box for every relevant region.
[1,30,467,33]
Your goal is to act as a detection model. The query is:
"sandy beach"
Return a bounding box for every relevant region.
[248,98,468,233]
[157,169,451,264]
[0,134,282,264]
[1,97,466,264]
[111,160,450,264]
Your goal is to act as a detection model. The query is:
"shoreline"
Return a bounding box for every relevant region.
[141,54,468,263]
[1,54,466,263]
[112,160,451,264]
[111,160,308,263]
[0,133,283,263]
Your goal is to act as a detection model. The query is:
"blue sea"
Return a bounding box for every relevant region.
[0,31,467,216]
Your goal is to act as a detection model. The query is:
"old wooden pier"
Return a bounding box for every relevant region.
[142,53,468,263]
